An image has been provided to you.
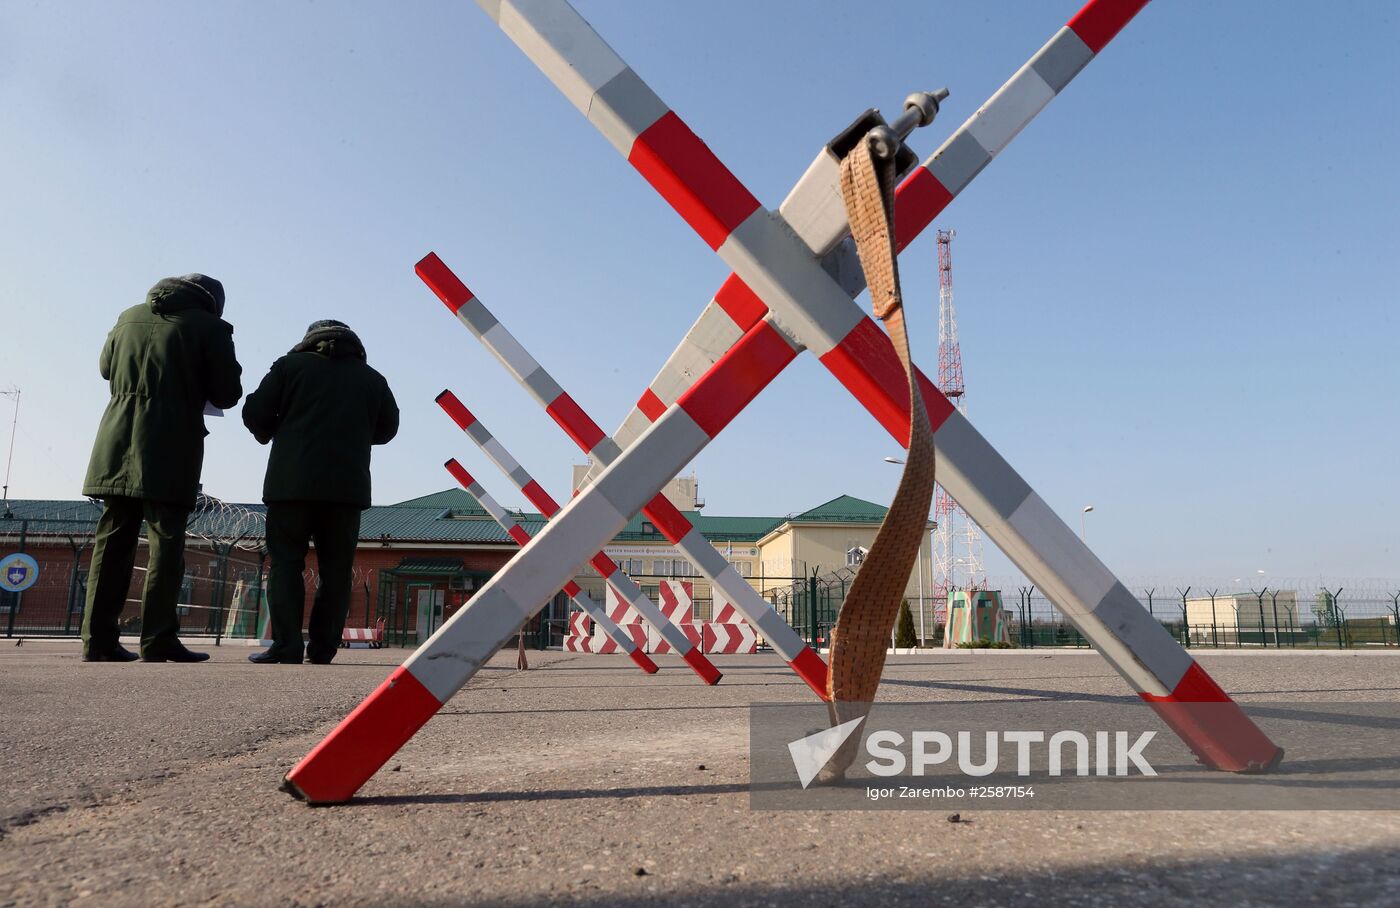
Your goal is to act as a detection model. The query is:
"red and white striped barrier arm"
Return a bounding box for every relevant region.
[287,354,773,801]
[442,458,658,675]
[420,263,828,699]
[282,0,1271,802]
[599,0,1154,460]
[437,393,718,685]
[472,0,1281,772]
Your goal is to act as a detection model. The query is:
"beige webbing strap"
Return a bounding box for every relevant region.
[823,134,938,777]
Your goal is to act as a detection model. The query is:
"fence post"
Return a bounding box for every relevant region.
[807,569,819,649]
[64,534,88,636]
[254,550,267,642]
[1144,587,1155,619]
[212,541,237,647]
[1176,586,1192,648]
[1389,592,1400,649]
[1325,587,1345,649]
[1268,589,1283,647]
[1018,585,1035,648]
[1208,589,1219,648]
[1251,587,1268,648]
[4,519,26,638]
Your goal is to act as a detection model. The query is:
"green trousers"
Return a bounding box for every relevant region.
[81,496,190,658]
[265,501,362,662]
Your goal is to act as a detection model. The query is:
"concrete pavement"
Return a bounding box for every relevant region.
[2,641,1399,906]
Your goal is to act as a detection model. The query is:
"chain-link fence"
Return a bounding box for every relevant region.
[6,503,1399,652]
[1001,586,1400,650]
[584,566,1400,653]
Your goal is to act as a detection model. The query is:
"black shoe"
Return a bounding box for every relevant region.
[249,650,303,665]
[142,644,211,663]
[307,654,335,665]
[83,644,139,663]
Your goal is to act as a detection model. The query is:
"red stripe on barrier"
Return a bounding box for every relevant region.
[637,388,667,421]
[546,392,607,453]
[630,649,660,674]
[435,390,476,431]
[1067,0,1151,54]
[629,111,762,251]
[415,252,475,314]
[591,553,620,576]
[520,479,560,516]
[282,666,443,804]
[1144,662,1229,702]
[642,495,693,545]
[894,167,954,253]
[681,646,723,685]
[443,458,475,489]
[1141,664,1284,772]
[563,580,581,597]
[818,318,957,445]
[506,525,532,547]
[788,647,830,701]
[713,275,769,332]
[677,320,797,438]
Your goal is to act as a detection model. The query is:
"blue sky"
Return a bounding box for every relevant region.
[1,1,1395,583]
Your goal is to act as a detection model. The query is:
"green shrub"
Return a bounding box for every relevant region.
[895,599,918,648]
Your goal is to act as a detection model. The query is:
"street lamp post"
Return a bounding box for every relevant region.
[1080,505,1094,542]
[1,388,19,518]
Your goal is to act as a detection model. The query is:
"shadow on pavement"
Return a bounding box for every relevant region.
[352,782,749,807]
[382,845,1400,908]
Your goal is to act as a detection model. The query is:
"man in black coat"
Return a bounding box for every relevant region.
[242,321,398,664]
[81,274,242,663]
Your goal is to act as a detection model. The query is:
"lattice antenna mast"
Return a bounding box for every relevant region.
[937,233,964,401]
[933,231,984,602]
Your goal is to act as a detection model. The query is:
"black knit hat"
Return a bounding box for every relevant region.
[178,273,225,317]
[291,319,366,360]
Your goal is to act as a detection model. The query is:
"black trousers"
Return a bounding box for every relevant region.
[81,496,190,658]
[265,501,361,661]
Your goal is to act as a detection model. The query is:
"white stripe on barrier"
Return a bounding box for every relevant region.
[471,482,512,525]
[588,411,710,516]
[715,212,850,357]
[493,0,627,115]
[480,436,523,479]
[648,303,746,407]
[481,322,542,385]
[965,62,1056,157]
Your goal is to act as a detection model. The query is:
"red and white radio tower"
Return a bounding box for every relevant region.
[933,230,985,611]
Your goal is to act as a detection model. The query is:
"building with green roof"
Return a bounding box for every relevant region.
[0,484,930,645]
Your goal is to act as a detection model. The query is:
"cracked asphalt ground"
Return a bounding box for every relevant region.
[3,641,1400,907]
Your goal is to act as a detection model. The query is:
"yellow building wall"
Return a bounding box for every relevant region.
[758,522,934,603]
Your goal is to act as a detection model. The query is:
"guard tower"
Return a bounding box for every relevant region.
[943,589,1010,647]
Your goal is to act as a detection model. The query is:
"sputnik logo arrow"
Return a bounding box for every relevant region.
[787,717,865,789]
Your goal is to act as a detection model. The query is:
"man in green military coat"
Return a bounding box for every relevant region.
[242,320,398,664]
[81,274,243,662]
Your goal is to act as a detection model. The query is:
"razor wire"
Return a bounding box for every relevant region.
[187,491,266,553]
